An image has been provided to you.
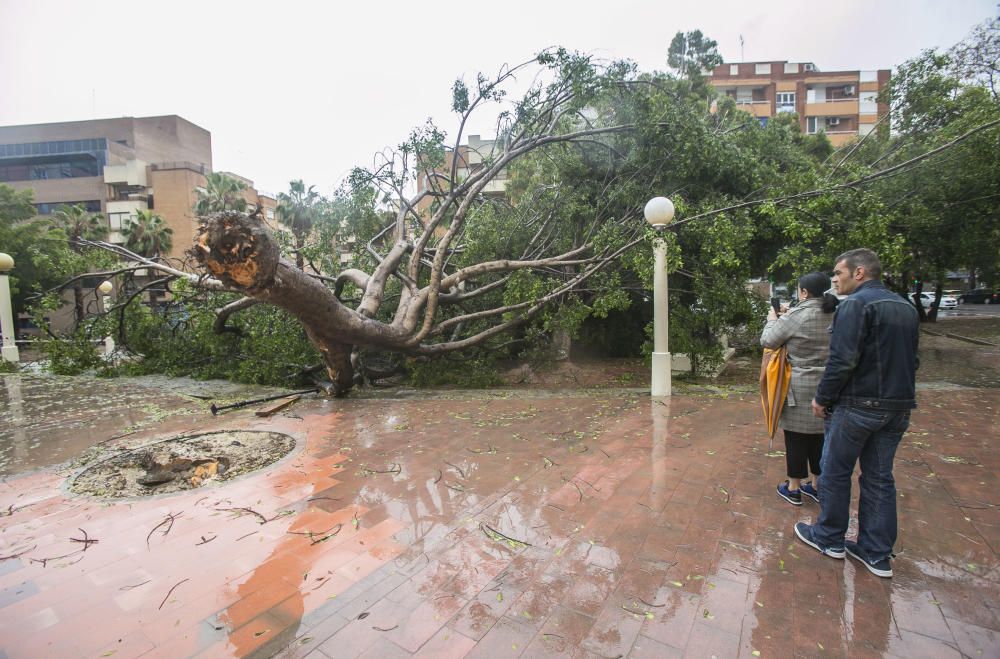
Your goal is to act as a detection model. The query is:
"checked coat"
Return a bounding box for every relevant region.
[760,298,832,434]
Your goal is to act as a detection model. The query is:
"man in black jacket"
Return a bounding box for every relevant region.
[793,248,919,578]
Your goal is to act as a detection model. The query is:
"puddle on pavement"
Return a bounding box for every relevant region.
[0,373,292,477]
[68,430,296,498]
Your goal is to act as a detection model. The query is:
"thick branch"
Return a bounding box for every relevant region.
[213,297,259,335]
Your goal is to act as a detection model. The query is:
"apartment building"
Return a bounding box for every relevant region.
[0,115,276,259]
[415,134,509,217]
[708,61,890,146]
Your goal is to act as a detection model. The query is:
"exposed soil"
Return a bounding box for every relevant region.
[68,430,296,499]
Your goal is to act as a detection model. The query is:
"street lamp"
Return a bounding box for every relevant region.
[98,280,115,357]
[0,253,19,364]
[644,197,675,396]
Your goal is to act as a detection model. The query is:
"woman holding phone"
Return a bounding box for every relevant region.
[760,272,839,505]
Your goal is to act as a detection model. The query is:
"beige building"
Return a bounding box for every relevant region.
[708,61,890,147]
[0,115,275,259]
[0,115,276,335]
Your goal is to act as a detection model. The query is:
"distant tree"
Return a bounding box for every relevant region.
[123,209,173,258]
[668,30,724,79]
[949,15,1000,100]
[51,204,110,325]
[277,180,321,270]
[874,18,1000,317]
[0,185,66,318]
[195,172,248,215]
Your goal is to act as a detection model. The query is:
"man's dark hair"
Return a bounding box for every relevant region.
[836,248,882,280]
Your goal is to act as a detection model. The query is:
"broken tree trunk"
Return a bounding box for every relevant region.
[191,212,404,395]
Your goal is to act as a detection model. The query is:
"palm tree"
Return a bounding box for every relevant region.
[194,172,248,215]
[123,209,173,258]
[277,179,320,269]
[51,204,110,325]
[51,203,109,247]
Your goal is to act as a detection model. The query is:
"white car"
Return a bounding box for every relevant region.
[917,292,958,309]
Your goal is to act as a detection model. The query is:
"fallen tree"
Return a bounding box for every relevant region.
[74,51,651,394]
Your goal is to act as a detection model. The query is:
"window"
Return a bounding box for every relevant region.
[729,64,739,75]
[108,212,132,231]
[807,117,818,134]
[0,154,101,182]
[784,63,799,74]
[776,92,796,112]
[35,200,101,215]
[755,63,771,74]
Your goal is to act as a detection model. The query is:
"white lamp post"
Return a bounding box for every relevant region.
[0,253,19,364]
[98,280,115,357]
[644,197,675,396]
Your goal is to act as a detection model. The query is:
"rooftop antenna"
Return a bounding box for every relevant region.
[739,34,745,62]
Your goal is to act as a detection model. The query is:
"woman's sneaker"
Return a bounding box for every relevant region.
[800,482,820,503]
[777,481,802,506]
[845,541,893,577]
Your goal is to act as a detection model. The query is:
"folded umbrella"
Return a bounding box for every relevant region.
[759,346,791,450]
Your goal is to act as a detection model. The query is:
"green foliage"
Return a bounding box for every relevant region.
[39,331,106,375]
[668,30,723,81]
[406,354,502,388]
[123,209,173,257]
[117,290,321,386]
[0,186,67,314]
[51,203,109,245]
[194,172,248,215]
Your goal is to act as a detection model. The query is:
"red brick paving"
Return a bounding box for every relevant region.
[0,386,998,658]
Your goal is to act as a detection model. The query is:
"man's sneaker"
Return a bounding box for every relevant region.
[800,482,820,503]
[845,541,893,578]
[794,522,845,559]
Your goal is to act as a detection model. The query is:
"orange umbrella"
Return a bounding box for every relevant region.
[759,346,791,449]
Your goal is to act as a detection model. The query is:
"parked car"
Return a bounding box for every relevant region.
[958,288,999,304]
[917,292,958,309]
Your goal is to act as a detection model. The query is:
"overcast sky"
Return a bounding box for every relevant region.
[0,0,995,196]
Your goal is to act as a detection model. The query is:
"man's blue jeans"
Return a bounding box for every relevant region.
[814,405,911,562]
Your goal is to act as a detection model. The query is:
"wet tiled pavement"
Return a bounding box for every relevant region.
[1,382,998,658]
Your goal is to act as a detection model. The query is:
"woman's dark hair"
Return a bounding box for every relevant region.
[798,272,839,313]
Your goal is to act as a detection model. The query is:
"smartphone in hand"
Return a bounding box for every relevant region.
[770,297,782,314]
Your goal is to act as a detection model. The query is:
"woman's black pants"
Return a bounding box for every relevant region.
[783,429,824,479]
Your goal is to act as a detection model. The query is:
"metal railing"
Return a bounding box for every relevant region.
[150,161,210,174]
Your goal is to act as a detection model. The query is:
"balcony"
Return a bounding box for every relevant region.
[103,159,148,186]
[736,101,772,118]
[805,100,859,116]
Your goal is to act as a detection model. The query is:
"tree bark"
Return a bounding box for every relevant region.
[191,212,408,395]
[73,282,85,328]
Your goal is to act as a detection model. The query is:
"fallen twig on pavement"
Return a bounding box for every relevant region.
[69,528,99,550]
[159,578,189,610]
[480,522,532,549]
[214,507,268,524]
[147,512,183,548]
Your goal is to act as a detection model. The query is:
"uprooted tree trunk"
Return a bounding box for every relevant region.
[192,212,406,394]
[186,207,640,395]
